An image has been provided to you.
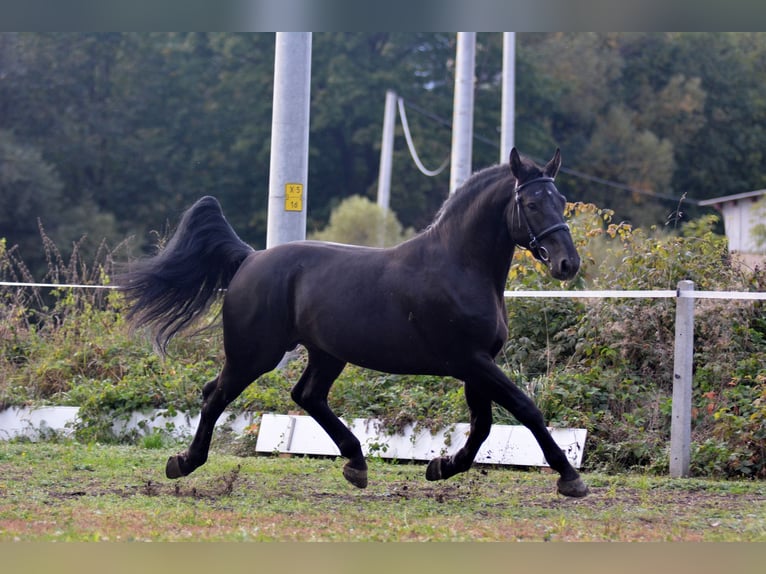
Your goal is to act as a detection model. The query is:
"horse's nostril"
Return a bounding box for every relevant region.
[557,257,579,279]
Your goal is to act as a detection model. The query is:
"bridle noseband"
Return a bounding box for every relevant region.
[514,176,570,262]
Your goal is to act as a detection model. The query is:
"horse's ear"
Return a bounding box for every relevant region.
[509,147,523,178]
[544,148,562,178]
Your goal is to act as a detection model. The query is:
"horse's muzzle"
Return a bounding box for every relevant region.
[550,254,580,281]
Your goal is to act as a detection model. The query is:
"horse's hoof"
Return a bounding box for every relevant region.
[343,463,368,489]
[425,457,443,481]
[557,476,589,498]
[165,455,187,479]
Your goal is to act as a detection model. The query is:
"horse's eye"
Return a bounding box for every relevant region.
[527,202,538,211]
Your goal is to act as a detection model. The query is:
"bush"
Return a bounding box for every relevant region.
[504,203,766,477]
[0,231,222,441]
[309,195,414,247]
[330,365,466,434]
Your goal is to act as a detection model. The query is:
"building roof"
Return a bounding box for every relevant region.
[698,189,766,206]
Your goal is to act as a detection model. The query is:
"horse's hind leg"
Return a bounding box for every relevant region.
[426,381,492,481]
[165,354,280,479]
[289,349,368,488]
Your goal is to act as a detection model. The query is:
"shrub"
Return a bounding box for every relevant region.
[505,202,766,477]
[329,365,467,434]
[309,195,415,247]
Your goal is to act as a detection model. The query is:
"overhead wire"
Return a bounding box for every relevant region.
[399,97,700,206]
[397,96,449,177]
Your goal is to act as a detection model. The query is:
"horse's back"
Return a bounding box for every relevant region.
[223,240,396,335]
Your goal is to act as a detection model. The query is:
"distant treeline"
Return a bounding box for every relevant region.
[2,33,765,273]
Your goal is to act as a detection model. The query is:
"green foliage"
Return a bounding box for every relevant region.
[580,104,676,226]
[309,195,414,247]
[235,361,304,415]
[6,32,766,270]
[504,202,766,478]
[330,366,466,434]
[0,233,221,442]
[0,130,64,271]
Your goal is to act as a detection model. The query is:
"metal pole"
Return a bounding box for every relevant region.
[500,32,516,164]
[377,90,397,214]
[449,32,476,194]
[670,280,694,478]
[266,32,312,249]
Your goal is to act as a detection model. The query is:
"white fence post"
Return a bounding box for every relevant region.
[670,280,694,477]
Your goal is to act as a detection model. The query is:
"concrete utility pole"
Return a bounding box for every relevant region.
[449,32,476,194]
[266,32,312,249]
[500,32,516,164]
[377,89,397,214]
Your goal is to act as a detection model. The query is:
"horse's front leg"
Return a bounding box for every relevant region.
[457,356,588,498]
[426,381,492,481]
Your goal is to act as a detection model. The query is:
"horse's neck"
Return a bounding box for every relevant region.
[433,195,515,292]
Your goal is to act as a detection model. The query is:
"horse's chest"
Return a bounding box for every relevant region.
[452,297,508,345]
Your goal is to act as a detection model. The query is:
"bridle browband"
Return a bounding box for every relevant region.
[514,176,570,262]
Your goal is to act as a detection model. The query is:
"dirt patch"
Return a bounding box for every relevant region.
[43,465,244,501]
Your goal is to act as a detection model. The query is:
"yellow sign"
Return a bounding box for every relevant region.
[284,183,304,212]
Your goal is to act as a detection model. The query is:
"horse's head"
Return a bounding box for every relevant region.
[508,148,580,281]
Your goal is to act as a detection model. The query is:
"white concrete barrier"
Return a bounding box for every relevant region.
[0,407,586,468]
[255,413,586,468]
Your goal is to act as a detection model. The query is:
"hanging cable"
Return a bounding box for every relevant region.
[397,97,449,177]
[401,97,698,205]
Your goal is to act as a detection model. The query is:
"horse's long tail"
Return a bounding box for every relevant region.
[118,196,254,353]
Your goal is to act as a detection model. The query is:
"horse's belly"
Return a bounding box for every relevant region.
[299,319,437,373]
[331,340,454,376]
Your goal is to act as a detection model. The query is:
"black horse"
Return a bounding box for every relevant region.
[120,148,588,498]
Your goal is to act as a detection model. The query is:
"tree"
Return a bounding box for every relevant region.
[6,32,766,265]
[664,33,766,198]
[580,104,676,226]
[0,130,64,274]
[309,33,458,233]
[309,195,413,247]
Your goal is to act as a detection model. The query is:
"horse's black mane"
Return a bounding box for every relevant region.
[429,154,545,233]
[428,164,509,231]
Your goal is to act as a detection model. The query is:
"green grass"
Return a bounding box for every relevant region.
[1,441,764,542]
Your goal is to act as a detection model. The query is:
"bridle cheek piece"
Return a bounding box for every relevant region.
[514,176,570,263]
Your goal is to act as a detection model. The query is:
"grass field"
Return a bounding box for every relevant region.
[1,441,765,542]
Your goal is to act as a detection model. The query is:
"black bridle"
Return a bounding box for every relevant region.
[514,176,570,262]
